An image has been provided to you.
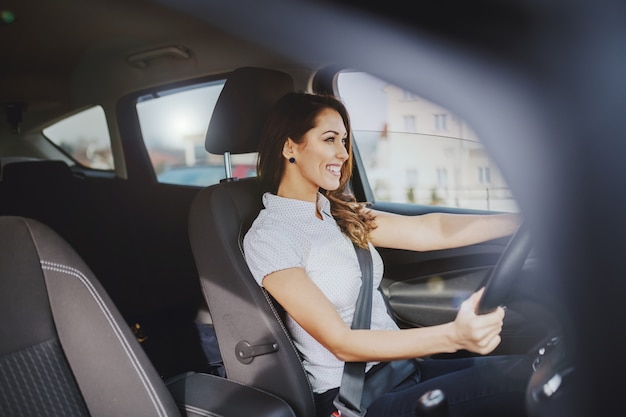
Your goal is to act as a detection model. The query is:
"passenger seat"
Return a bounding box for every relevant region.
[0,215,295,417]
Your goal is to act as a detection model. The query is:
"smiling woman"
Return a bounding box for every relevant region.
[279,106,349,201]
[2,1,625,416]
[243,90,529,417]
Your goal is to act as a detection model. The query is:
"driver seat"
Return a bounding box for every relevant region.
[187,67,316,417]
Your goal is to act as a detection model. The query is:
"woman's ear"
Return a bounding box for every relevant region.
[282,138,295,159]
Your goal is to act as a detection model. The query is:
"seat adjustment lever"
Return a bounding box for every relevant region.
[235,340,279,364]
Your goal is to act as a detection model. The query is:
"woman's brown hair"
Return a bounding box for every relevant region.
[257,91,376,248]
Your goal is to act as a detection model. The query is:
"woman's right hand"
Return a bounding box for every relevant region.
[452,287,505,355]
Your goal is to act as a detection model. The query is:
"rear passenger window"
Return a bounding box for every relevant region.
[43,106,113,170]
[337,71,518,212]
[136,80,257,186]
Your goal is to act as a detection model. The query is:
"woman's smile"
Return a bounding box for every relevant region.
[326,164,342,177]
[280,107,349,200]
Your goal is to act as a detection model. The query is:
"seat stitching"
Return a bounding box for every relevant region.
[40,260,169,417]
[178,404,219,417]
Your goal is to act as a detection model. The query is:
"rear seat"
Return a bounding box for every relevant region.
[0,159,88,250]
[0,158,220,379]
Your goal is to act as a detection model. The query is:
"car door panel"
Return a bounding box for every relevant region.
[377,242,503,326]
[383,264,491,327]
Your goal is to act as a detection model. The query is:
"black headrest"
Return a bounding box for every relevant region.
[205,67,294,155]
[1,160,73,183]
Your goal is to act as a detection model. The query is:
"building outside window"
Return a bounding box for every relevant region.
[478,166,491,184]
[403,115,416,132]
[434,113,448,131]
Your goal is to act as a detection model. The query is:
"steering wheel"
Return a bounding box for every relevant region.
[477,222,533,315]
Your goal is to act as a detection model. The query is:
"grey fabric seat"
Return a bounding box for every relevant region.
[188,67,317,417]
[0,215,295,417]
[0,215,181,417]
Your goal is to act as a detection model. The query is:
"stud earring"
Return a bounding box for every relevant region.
[289,157,296,164]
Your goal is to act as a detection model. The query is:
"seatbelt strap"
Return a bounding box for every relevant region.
[332,243,373,417]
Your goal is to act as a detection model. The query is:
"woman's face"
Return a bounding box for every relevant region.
[286,108,349,194]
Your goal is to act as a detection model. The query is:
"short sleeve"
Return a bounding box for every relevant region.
[243,221,303,287]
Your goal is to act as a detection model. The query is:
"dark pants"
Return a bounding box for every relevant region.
[315,354,534,417]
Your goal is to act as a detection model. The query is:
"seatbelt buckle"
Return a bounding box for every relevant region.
[332,397,366,417]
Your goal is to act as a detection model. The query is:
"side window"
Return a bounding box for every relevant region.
[43,106,114,170]
[337,71,518,212]
[136,80,257,186]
